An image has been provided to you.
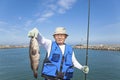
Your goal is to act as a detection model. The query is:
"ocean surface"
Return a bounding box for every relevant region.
[0,47,120,80]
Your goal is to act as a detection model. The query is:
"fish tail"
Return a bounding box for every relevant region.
[34,71,38,78]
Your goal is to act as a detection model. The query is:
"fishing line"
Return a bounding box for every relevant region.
[85,0,90,80]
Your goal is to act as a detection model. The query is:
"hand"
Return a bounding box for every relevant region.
[28,28,39,38]
[82,65,89,74]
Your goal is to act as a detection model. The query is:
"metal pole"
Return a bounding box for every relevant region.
[85,0,90,80]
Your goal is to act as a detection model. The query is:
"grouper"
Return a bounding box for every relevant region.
[29,36,40,78]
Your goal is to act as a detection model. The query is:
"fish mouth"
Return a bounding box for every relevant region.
[34,72,38,78]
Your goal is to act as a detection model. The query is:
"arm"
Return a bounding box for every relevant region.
[72,51,83,70]
[72,51,89,73]
[37,32,52,57]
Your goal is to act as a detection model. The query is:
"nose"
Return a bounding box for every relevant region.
[58,34,62,38]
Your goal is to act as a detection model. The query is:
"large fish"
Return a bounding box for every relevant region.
[29,36,40,78]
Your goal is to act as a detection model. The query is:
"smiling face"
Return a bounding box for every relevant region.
[54,34,67,45]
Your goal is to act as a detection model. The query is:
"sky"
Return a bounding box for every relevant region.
[0,0,120,45]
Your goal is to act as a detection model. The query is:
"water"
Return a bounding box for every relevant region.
[0,47,120,80]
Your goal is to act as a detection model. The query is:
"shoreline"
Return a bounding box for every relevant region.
[73,44,120,51]
[0,45,29,49]
[0,44,120,51]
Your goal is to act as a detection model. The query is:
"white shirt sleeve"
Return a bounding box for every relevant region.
[37,33,52,57]
[72,51,83,70]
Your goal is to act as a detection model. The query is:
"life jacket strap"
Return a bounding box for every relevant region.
[60,56,64,72]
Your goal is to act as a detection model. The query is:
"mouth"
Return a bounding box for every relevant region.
[58,39,62,42]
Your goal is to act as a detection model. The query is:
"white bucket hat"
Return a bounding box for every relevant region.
[53,27,68,36]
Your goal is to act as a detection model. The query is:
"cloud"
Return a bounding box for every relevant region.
[18,17,22,20]
[36,11,54,22]
[36,17,46,23]
[0,21,8,25]
[47,4,57,11]
[42,11,54,18]
[58,0,76,9]
[36,0,77,23]
[57,0,76,13]
[24,20,33,27]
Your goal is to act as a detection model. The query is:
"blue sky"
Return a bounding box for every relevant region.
[0,0,120,45]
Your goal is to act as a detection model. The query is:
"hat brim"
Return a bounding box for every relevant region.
[53,33,68,36]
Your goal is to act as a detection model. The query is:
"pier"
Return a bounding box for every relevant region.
[0,45,29,49]
[73,44,120,51]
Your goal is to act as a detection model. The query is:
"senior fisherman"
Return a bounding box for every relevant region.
[28,27,89,80]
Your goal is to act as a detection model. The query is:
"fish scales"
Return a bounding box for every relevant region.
[29,37,40,78]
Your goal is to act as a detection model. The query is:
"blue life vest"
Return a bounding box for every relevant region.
[42,42,74,79]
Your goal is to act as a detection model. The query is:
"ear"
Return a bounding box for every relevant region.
[53,35,55,38]
[65,35,68,38]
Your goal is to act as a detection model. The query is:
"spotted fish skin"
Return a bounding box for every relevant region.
[29,37,40,78]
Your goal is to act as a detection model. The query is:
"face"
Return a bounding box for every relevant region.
[54,34,67,45]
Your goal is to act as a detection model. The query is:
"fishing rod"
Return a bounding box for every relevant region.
[85,0,90,80]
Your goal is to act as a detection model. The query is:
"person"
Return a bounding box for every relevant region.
[28,27,89,80]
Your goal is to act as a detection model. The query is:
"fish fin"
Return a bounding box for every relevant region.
[31,64,33,70]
